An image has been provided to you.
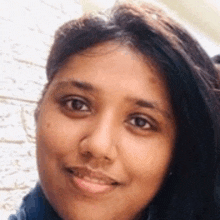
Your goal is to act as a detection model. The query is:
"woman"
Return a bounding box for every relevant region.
[9,2,220,220]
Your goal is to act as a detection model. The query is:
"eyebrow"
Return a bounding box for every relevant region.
[127,97,173,119]
[53,79,95,92]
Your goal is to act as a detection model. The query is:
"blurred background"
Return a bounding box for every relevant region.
[1,0,220,218]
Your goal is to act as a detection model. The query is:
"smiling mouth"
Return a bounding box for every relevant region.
[65,167,120,194]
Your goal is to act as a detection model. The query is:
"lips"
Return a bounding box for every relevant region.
[65,166,120,194]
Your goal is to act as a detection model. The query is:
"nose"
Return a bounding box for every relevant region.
[79,112,118,164]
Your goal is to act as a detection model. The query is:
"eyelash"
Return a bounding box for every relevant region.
[59,96,157,131]
[127,114,156,131]
[60,96,90,113]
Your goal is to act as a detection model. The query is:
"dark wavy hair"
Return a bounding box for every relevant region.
[42,3,220,220]
[212,55,220,79]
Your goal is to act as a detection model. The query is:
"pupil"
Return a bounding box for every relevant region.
[72,100,83,110]
[136,118,146,127]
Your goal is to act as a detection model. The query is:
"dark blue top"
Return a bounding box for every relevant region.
[8,183,61,220]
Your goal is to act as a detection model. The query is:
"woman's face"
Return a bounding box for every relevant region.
[36,42,176,220]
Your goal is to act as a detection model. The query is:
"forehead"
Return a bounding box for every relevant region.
[52,42,166,93]
[58,41,163,82]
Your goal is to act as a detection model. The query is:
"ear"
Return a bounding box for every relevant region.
[34,82,50,122]
[34,101,41,122]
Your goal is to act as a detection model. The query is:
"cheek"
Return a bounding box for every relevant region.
[121,134,174,184]
[36,107,87,157]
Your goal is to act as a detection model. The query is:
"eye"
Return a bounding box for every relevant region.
[61,96,90,112]
[128,114,156,131]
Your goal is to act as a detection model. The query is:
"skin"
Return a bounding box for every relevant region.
[36,42,176,220]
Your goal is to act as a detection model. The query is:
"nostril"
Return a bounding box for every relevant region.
[78,134,117,162]
[104,156,111,161]
[81,150,92,159]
